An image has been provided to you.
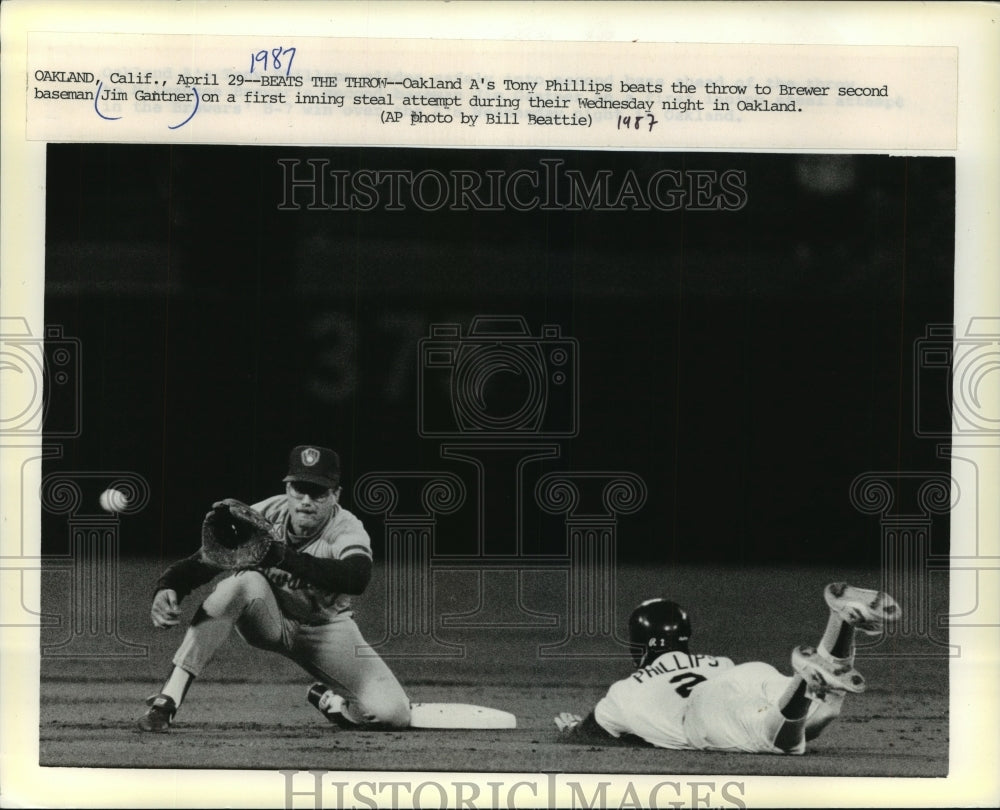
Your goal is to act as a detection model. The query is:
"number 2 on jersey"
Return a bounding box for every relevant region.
[670,672,707,698]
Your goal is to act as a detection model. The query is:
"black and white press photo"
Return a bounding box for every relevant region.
[37,145,953,779]
[2,3,997,808]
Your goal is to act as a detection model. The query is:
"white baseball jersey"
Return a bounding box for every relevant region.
[252,495,373,624]
[594,652,735,749]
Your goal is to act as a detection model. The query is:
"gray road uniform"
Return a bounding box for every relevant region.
[157,496,409,727]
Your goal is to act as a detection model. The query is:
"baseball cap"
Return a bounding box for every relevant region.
[283,445,341,489]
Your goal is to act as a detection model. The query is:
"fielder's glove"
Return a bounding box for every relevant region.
[553,712,583,733]
[200,498,286,570]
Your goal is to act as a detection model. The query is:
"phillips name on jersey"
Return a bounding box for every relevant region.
[630,652,729,683]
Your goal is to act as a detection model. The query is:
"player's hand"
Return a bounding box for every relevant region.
[554,712,582,733]
[257,539,286,569]
[150,588,181,628]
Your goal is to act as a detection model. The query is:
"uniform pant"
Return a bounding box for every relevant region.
[683,662,844,755]
[172,571,411,727]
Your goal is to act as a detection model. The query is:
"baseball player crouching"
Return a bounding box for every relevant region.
[138,444,411,732]
[554,583,899,754]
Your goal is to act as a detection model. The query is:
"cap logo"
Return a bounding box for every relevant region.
[301,447,321,467]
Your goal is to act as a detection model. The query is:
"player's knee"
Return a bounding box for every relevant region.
[206,571,271,611]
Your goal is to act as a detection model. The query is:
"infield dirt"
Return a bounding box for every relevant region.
[38,560,948,777]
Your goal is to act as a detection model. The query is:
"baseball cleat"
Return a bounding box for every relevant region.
[824,582,900,635]
[793,645,866,697]
[137,693,176,732]
[307,682,355,729]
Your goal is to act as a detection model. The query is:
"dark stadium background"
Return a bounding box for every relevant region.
[42,146,954,566]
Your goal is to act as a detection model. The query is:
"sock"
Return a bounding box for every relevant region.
[778,677,811,721]
[161,666,194,707]
[818,612,855,662]
[773,676,811,752]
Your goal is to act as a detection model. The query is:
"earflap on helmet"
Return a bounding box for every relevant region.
[628,598,692,667]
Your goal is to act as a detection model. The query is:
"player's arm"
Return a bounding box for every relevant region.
[273,549,372,594]
[155,550,222,601]
[149,550,223,628]
[566,711,614,739]
[554,711,641,746]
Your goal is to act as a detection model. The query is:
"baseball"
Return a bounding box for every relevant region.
[99,488,129,513]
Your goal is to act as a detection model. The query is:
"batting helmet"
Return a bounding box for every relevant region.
[628,598,691,667]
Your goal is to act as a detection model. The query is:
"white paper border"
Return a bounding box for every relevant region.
[2,2,997,807]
